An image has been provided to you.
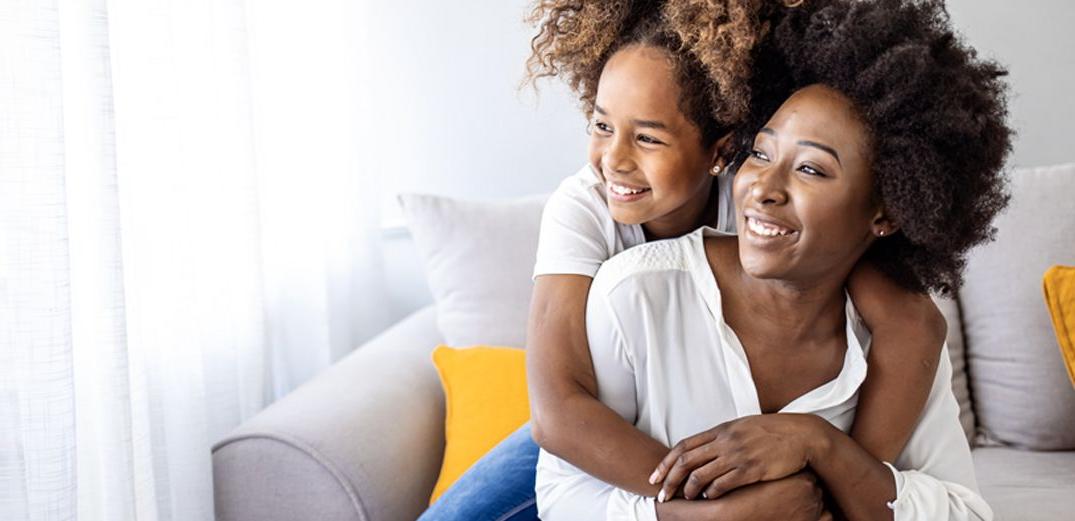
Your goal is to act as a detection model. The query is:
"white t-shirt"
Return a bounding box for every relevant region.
[535,227,992,521]
[532,164,737,279]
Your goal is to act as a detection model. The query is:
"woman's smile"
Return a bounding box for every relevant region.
[743,214,800,251]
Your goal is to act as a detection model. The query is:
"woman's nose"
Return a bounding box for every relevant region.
[750,166,789,205]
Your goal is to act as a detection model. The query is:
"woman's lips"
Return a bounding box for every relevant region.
[743,215,800,249]
[745,215,795,237]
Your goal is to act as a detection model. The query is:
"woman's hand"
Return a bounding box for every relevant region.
[650,413,823,501]
[655,471,831,521]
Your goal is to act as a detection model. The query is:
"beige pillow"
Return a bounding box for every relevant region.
[960,162,1075,450]
[399,193,547,348]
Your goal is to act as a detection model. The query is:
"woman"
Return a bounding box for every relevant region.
[536,0,1011,519]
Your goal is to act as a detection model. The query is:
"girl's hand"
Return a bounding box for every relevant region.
[650,413,822,501]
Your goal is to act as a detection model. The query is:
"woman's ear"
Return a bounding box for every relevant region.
[871,207,900,238]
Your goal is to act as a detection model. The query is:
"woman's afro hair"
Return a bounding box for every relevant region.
[524,0,805,145]
[738,0,1012,294]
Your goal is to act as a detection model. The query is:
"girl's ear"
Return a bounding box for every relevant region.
[870,207,900,238]
[709,132,736,176]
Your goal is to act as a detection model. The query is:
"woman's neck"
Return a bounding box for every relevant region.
[708,238,849,347]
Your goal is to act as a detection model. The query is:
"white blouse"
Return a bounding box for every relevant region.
[534,227,992,521]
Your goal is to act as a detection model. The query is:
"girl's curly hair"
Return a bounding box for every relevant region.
[524,0,803,145]
[738,0,1012,294]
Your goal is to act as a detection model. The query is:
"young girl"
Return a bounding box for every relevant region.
[537,0,1010,518]
[420,1,948,519]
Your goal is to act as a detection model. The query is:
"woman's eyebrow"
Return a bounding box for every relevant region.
[798,139,841,164]
[759,127,841,164]
[594,104,670,131]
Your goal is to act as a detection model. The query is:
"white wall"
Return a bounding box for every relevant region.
[946,0,1075,169]
[358,1,586,319]
[371,1,1075,326]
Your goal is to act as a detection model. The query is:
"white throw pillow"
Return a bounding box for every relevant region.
[399,193,548,348]
[960,162,1075,450]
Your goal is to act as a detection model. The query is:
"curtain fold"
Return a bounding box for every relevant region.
[0,0,391,519]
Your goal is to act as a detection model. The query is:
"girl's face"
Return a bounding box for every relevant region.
[589,44,722,239]
[734,84,891,285]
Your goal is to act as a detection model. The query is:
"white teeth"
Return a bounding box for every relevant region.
[610,183,648,195]
[747,217,793,237]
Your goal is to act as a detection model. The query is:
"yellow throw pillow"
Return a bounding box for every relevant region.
[1044,265,1075,389]
[429,345,530,505]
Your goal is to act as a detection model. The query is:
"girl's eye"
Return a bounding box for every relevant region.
[637,134,664,145]
[798,164,827,177]
[593,121,612,134]
[750,149,769,161]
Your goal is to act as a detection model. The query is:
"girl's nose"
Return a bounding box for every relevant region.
[603,137,636,175]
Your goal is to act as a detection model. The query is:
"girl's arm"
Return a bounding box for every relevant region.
[845,261,947,462]
[526,274,666,496]
[803,345,989,521]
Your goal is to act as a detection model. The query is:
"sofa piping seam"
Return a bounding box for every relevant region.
[213,433,371,521]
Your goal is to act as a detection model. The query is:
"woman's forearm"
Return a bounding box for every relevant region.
[804,415,896,521]
[656,472,827,521]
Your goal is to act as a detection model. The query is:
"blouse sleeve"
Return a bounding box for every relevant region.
[586,279,639,423]
[884,344,994,521]
[589,275,661,521]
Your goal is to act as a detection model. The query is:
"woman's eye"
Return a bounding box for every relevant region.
[750,149,769,161]
[798,164,826,177]
[593,121,612,134]
[637,134,664,145]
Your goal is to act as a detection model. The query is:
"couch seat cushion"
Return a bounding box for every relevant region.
[974,446,1075,521]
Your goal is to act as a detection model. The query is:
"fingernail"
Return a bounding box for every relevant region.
[649,470,660,485]
[658,490,666,503]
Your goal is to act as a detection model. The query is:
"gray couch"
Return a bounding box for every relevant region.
[213,163,1075,521]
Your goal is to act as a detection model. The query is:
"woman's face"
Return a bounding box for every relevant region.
[588,44,720,238]
[734,84,883,284]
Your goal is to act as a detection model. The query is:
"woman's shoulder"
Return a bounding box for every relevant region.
[590,232,699,295]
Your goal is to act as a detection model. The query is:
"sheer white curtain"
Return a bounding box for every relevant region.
[0,0,391,519]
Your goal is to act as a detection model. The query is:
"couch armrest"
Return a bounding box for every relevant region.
[213,305,446,521]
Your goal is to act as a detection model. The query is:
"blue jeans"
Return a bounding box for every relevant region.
[419,423,540,521]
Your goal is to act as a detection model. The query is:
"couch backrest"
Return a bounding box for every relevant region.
[402,162,1075,451]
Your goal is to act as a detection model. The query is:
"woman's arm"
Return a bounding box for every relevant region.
[655,472,830,521]
[526,274,666,496]
[845,261,947,462]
